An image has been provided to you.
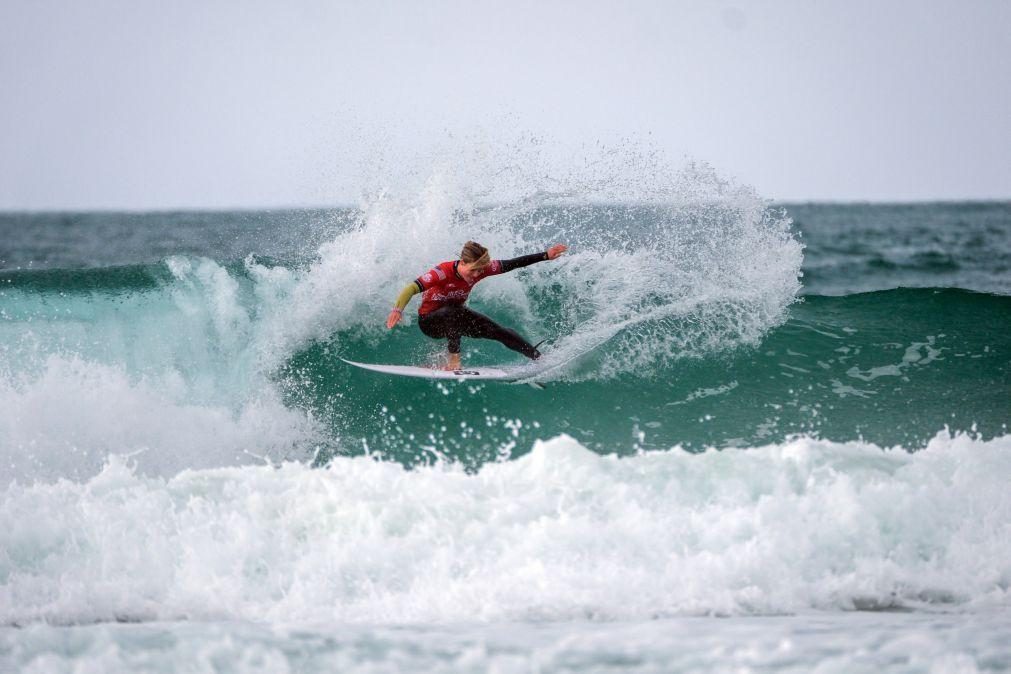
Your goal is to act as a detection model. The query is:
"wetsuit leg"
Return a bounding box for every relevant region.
[419,306,541,359]
[418,307,463,353]
[458,307,541,359]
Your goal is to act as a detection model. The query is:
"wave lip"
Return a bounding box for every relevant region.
[2,432,1009,626]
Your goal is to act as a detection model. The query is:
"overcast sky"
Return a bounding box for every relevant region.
[1,0,1008,210]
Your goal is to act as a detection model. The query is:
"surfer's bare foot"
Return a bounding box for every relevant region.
[445,353,461,370]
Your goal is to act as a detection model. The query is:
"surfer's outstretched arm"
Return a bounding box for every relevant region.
[386,281,423,328]
[497,244,567,273]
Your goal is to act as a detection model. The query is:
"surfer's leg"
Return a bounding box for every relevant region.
[456,307,541,360]
[418,308,464,364]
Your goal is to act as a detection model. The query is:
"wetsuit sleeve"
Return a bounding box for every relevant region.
[494,252,549,274]
[393,282,422,311]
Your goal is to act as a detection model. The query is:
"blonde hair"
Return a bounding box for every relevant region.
[460,241,490,267]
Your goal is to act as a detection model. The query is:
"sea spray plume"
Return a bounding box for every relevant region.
[252,139,802,383]
[248,139,802,464]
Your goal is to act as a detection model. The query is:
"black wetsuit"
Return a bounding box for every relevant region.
[419,305,541,358]
[412,252,548,359]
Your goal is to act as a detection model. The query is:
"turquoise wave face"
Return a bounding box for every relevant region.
[286,287,1010,466]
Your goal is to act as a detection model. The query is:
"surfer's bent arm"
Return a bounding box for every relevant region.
[393,281,423,311]
[387,280,423,328]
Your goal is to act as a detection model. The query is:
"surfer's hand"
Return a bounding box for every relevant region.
[386,309,402,329]
[547,244,567,260]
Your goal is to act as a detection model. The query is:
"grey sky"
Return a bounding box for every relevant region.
[1,0,1008,210]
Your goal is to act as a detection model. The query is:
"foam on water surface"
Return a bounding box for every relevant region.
[2,433,1008,627]
[5,612,1011,674]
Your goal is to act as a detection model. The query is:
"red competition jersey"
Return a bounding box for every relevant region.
[415,260,504,315]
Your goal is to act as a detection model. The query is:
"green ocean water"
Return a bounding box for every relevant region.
[292,286,1009,466]
[1,202,1008,470]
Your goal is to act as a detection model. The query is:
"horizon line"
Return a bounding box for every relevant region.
[2,197,1009,216]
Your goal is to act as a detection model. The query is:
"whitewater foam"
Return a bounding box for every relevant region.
[6,612,1011,674]
[2,432,1008,626]
[0,355,319,485]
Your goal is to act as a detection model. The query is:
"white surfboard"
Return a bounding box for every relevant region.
[341,358,517,381]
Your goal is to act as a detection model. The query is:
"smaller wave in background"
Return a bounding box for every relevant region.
[791,202,1011,296]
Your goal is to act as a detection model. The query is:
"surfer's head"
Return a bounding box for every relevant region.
[458,241,490,281]
[461,241,490,267]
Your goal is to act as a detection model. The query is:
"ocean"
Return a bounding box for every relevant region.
[1,163,1009,672]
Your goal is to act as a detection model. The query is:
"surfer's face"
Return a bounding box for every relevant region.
[458,261,487,283]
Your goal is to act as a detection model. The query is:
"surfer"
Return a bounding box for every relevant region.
[386,241,568,370]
